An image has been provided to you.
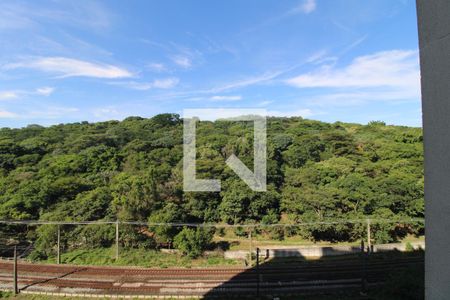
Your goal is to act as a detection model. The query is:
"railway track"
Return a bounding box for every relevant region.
[0,255,424,297]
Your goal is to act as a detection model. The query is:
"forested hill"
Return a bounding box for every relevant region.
[0,114,423,244]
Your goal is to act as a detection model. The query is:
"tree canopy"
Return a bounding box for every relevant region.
[0,115,424,257]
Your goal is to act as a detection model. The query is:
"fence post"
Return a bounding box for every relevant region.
[57,225,61,264]
[366,219,371,254]
[115,221,119,260]
[249,229,253,266]
[13,246,18,295]
[360,240,368,295]
[256,247,260,298]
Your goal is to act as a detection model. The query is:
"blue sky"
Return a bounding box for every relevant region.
[0,0,421,128]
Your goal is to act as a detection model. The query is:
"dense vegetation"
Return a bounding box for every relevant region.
[0,114,424,258]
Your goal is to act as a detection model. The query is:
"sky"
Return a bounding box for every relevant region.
[0,0,421,128]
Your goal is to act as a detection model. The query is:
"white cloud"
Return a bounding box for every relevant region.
[306,50,328,63]
[0,87,55,100]
[152,78,179,89]
[290,0,317,14]
[0,91,18,100]
[340,35,368,55]
[4,57,133,79]
[286,50,420,104]
[147,63,167,72]
[287,50,419,89]
[207,71,283,93]
[0,1,112,31]
[306,90,420,107]
[109,81,150,90]
[35,87,54,96]
[0,110,18,118]
[0,3,33,29]
[164,61,304,98]
[210,95,242,101]
[267,108,314,118]
[171,55,192,68]
[258,100,274,107]
[110,77,179,90]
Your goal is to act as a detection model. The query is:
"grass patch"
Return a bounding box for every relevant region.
[38,247,241,268]
[0,291,12,299]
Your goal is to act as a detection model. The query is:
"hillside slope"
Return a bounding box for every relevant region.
[0,114,424,257]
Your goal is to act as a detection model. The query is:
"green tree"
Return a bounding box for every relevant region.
[173,227,214,258]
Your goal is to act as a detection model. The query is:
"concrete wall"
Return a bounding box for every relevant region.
[223,241,425,259]
[416,1,450,298]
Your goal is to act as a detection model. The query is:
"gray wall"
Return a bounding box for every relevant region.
[223,242,425,259]
[416,1,450,298]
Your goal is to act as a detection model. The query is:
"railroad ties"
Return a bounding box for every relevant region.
[0,254,424,297]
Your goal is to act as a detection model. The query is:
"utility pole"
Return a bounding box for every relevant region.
[57,225,61,264]
[13,246,18,295]
[366,219,371,253]
[115,221,119,260]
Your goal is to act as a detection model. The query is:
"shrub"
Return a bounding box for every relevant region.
[173,227,214,258]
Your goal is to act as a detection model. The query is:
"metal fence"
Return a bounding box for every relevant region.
[0,218,424,264]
